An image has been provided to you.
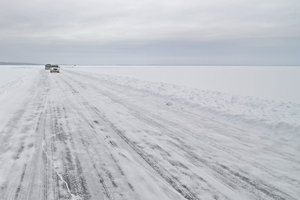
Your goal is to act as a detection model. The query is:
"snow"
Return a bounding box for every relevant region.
[66,65,300,103]
[65,66,300,144]
[0,67,40,188]
[0,65,38,97]
[0,65,299,200]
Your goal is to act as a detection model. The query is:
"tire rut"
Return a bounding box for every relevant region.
[63,69,298,200]
[56,74,200,200]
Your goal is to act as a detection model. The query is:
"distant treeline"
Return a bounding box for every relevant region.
[0,62,40,65]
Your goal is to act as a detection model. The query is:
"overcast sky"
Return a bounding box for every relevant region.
[0,0,299,65]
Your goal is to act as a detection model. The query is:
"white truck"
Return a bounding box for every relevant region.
[50,65,60,73]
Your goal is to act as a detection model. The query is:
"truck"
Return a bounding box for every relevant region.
[45,64,51,70]
[50,65,60,73]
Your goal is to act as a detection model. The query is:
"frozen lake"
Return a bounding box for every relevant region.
[66,65,300,103]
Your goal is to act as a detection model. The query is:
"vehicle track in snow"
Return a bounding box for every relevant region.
[60,69,299,200]
[0,70,53,200]
[54,72,202,200]
[53,73,185,200]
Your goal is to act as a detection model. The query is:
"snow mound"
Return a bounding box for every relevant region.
[0,66,39,98]
[0,76,28,96]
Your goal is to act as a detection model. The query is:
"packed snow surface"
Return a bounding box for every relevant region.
[0,65,299,200]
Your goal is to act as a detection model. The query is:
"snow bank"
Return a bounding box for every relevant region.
[0,66,40,135]
[66,65,300,103]
[0,66,39,97]
[66,68,300,143]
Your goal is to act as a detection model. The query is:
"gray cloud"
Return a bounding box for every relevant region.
[0,0,299,65]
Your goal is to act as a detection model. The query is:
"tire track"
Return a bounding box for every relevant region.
[49,75,120,200]
[56,71,200,200]
[54,73,187,200]
[63,69,298,200]
[0,70,50,200]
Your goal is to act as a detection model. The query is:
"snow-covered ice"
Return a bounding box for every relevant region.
[0,65,299,200]
[68,66,300,144]
[67,65,300,103]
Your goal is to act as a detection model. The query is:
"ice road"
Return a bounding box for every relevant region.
[0,67,299,200]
